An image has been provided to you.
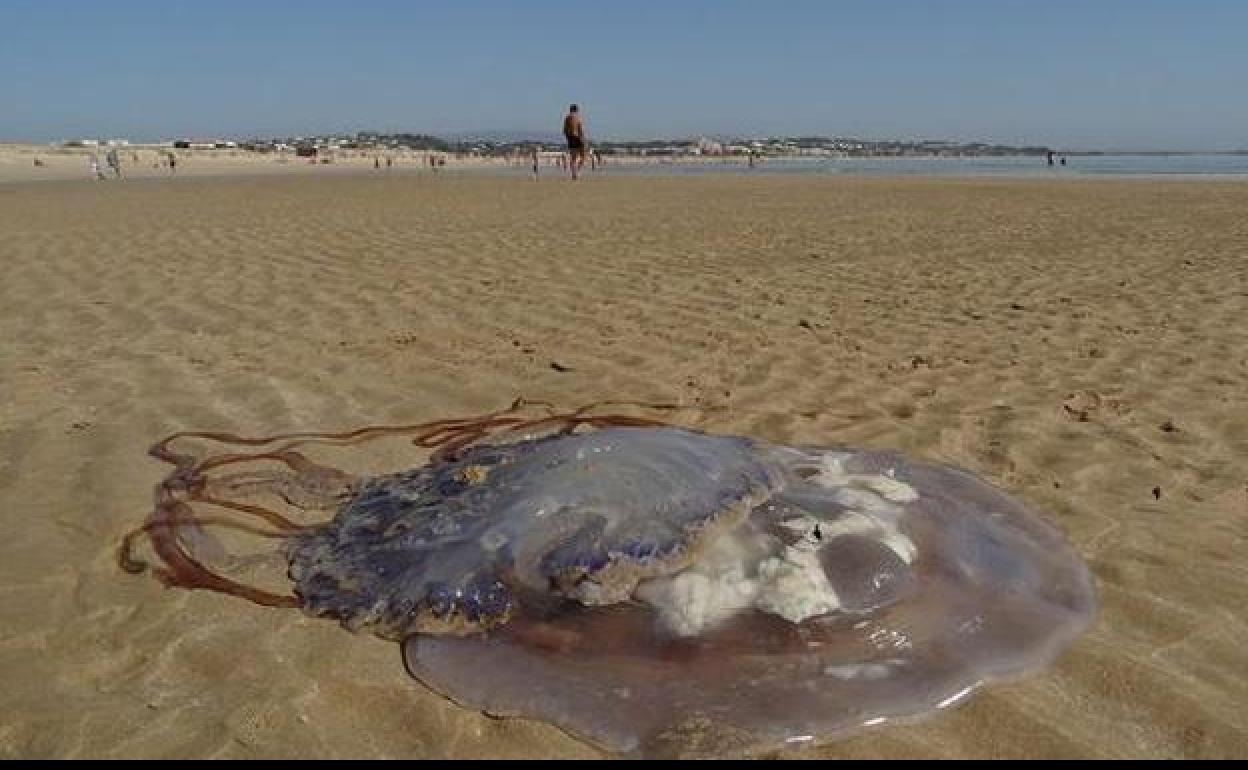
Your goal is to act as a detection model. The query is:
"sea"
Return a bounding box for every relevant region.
[577,153,1248,179]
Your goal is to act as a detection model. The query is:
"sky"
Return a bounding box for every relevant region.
[2,0,1246,150]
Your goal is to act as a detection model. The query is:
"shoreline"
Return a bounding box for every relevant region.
[4,143,1247,185]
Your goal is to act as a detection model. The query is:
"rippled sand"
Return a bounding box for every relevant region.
[1,174,1246,758]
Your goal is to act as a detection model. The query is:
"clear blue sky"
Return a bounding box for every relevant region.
[3,0,1246,149]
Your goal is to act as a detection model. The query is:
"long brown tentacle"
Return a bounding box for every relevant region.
[119,400,685,610]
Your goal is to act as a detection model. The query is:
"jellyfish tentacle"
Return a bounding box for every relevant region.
[124,499,301,607]
[122,405,600,607]
[202,450,359,512]
[121,402,697,612]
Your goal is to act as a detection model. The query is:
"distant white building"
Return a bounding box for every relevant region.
[696,136,724,155]
[173,140,224,150]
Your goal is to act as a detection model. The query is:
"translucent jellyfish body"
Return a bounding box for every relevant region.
[122,408,1096,757]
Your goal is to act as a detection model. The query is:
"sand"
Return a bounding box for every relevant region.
[1,172,1246,758]
[0,143,504,184]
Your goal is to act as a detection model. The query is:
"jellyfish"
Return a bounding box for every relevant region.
[120,401,1096,757]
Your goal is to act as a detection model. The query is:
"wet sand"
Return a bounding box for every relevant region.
[1,173,1245,758]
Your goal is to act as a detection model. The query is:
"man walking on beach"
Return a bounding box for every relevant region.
[563,104,587,180]
[106,147,123,179]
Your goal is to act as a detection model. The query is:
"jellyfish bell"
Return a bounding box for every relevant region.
[286,426,783,640]
[398,442,1095,757]
[120,403,1096,758]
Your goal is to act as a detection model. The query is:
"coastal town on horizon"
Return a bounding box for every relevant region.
[46,132,1051,158]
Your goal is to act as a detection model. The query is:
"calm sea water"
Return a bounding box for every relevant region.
[585,153,1248,179]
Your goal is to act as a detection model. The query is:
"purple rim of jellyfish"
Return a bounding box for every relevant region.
[120,402,1096,757]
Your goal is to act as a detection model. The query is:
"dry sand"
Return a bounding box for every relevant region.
[1,173,1246,758]
[0,143,501,184]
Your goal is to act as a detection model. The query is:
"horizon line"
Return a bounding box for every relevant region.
[3,131,1245,156]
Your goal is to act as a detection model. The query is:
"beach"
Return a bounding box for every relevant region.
[1,172,1246,758]
[0,143,510,184]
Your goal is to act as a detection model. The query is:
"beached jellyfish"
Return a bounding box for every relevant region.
[120,401,1096,758]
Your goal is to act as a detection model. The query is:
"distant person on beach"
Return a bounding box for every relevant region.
[1047,150,1055,167]
[106,148,123,179]
[168,152,178,174]
[563,104,587,179]
[1060,156,1067,167]
[531,147,540,180]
